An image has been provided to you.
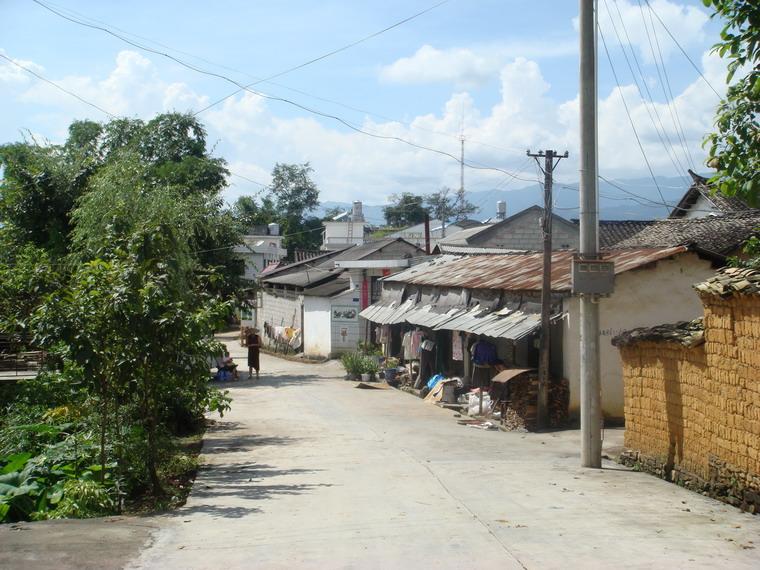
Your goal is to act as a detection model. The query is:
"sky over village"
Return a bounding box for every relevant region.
[1,0,727,208]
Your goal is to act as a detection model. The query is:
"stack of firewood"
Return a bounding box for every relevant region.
[498,374,569,431]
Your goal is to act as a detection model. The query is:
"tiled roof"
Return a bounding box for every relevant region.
[611,318,705,348]
[316,238,421,267]
[670,170,753,218]
[597,220,655,248]
[694,266,760,297]
[606,211,760,255]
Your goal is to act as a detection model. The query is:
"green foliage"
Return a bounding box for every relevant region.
[0,114,240,523]
[340,352,366,376]
[340,351,379,376]
[383,192,428,227]
[425,186,478,223]
[702,0,760,205]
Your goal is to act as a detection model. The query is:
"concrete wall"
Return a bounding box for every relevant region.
[303,296,332,357]
[619,293,760,511]
[562,252,715,419]
[477,209,579,251]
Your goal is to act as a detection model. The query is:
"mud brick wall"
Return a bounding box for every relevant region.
[619,294,760,512]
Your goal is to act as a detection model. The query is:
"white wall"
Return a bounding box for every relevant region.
[303,296,332,357]
[562,252,715,419]
[322,221,366,249]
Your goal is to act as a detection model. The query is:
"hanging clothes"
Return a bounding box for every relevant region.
[471,339,497,365]
[411,330,425,356]
[452,332,463,361]
[378,325,390,344]
[402,331,413,359]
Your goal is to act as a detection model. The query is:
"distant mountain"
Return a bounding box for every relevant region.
[314,174,699,224]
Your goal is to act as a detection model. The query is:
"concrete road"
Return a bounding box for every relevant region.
[4,332,759,569]
[127,334,760,569]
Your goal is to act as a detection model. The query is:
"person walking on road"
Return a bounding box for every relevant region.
[245,327,261,380]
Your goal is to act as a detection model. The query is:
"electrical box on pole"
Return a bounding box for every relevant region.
[571,257,615,296]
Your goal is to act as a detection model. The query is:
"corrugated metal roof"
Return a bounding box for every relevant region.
[303,277,351,297]
[384,247,688,292]
[359,297,417,325]
[433,304,542,339]
[263,268,337,288]
[361,297,548,341]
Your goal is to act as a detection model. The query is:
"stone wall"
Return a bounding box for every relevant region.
[616,287,760,513]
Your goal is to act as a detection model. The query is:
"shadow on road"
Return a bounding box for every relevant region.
[175,462,331,519]
[213,372,328,389]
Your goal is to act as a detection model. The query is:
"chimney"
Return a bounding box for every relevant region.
[496,200,507,220]
[268,222,280,236]
[351,200,364,222]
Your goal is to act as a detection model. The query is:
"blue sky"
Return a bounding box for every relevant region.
[1,1,726,207]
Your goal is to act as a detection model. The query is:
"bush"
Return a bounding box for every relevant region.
[340,352,365,376]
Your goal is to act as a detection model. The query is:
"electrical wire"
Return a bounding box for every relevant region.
[32,0,532,185]
[0,53,115,118]
[34,1,526,158]
[194,0,450,115]
[636,0,696,171]
[643,0,722,99]
[603,0,688,179]
[598,24,670,216]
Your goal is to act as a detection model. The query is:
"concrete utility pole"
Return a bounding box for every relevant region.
[528,149,568,429]
[579,0,602,468]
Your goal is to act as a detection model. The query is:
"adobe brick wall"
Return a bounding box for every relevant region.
[618,293,760,513]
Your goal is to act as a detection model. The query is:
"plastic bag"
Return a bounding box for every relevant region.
[468,392,491,417]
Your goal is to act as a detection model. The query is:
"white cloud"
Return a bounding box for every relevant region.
[378,40,577,88]
[0,49,45,84]
[3,47,726,209]
[594,0,709,64]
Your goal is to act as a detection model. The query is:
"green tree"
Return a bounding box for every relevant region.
[36,162,231,495]
[425,186,478,225]
[383,192,428,227]
[232,195,278,233]
[703,0,760,205]
[267,163,321,256]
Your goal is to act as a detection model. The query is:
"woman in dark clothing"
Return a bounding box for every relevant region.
[245,327,261,379]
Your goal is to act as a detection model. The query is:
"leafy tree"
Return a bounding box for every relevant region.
[266,163,321,256]
[269,162,319,218]
[425,186,478,225]
[0,113,232,256]
[383,192,428,227]
[232,195,278,233]
[703,0,760,205]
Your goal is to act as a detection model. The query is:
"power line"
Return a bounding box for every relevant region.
[644,0,722,99]
[33,0,532,184]
[0,53,115,118]
[637,0,696,171]
[602,0,688,179]
[36,1,525,158]
[598,24,669,215]
[194,0,450,115]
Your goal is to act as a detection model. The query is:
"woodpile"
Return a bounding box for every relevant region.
[494,373,569,431]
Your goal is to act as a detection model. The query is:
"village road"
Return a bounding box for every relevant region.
[5,331,760,570]
[124,332,760,569]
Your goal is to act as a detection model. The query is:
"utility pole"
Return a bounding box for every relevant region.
[528,149,568,430]
[579,0,602,468]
